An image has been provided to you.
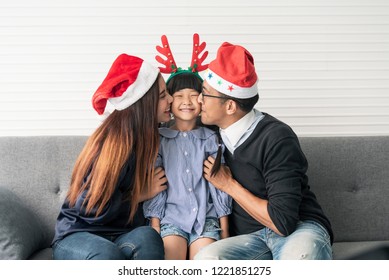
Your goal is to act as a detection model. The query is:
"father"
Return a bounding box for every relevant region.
[194,42,333,260]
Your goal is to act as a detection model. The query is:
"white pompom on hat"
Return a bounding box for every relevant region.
[92,54,160,115]
[205,42,258,99]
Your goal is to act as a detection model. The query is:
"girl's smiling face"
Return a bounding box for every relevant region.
[171,88,201,123]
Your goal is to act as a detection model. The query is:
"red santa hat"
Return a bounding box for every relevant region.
[92,54,160,115]
[204,42,258,99]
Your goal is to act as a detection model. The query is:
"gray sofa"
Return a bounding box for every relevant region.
[1,136,388,260]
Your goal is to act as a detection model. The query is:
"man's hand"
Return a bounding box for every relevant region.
[203,156,233,192]
[205,157,283,236]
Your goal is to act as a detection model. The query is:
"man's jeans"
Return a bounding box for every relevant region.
[194,220,332,260]
[53,226,164,260]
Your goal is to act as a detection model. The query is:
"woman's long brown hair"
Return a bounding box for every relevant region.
[67,76,161,222]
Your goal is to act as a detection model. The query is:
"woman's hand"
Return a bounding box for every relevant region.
[139,167,167,202]
[150,166,168,197]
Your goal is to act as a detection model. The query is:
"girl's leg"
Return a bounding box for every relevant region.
[163,235,188,260]
[53,232,125,260]
[188,219,220,259]
[114,226,164,260]
[189,237,215,260]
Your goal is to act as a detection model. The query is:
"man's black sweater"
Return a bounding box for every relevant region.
[226,113,333,243]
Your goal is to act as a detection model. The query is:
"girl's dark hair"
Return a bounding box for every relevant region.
[166,72,202,95]
[167,72,223,177]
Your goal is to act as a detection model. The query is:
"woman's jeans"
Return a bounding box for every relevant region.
[194,220,332,260]
[53,226,164,260]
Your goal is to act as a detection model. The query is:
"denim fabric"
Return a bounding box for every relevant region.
[52,226,164,260]
[161,218,221,245]
[194,220,332,260]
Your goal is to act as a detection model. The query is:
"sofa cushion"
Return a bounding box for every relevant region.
[0,187,46,259]
[333,241,389,260]
[28,248,53,260]
[0,136,87,246]
[300,136,389,242]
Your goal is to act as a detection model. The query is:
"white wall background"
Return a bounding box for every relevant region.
[0,0,388,136]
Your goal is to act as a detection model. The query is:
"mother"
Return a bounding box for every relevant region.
[52,54,173,259]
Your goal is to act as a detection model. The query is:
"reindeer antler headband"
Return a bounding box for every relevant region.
[156,33,208,83]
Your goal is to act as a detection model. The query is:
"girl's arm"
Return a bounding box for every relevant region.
[150,217,161,234]
[143,190,167,222]
[219,216,229,239]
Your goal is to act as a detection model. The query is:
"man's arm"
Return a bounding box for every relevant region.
[203,156,283,236]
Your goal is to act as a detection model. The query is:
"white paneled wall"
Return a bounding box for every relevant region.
[0,0,388,136]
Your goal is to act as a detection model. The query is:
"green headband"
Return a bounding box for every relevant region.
[165,67,204,84]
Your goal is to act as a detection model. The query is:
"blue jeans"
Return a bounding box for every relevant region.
[194,220,332,260]
[161,218,221,245]
[52,226,164,260]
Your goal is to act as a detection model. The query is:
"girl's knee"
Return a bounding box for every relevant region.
[193,242,222,260]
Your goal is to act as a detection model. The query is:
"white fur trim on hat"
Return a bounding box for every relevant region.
[109,60,159,110]
[204,68,258,99]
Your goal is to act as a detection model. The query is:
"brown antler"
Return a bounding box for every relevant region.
[190,33,208,72]
[155,35,178,74]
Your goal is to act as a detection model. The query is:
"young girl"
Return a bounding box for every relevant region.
[143,34,232,260]
[52,54,173,260]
